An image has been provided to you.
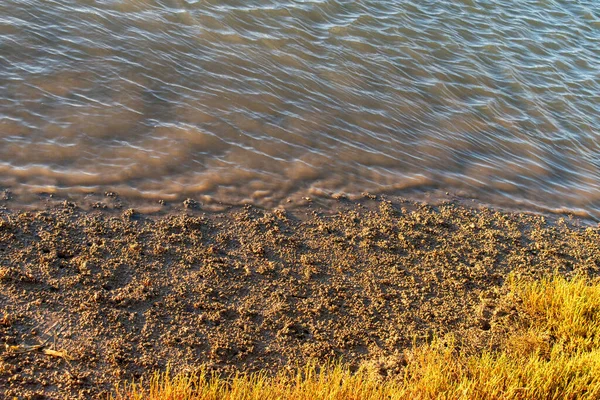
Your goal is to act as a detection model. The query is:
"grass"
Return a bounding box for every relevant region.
[111,275,600,400]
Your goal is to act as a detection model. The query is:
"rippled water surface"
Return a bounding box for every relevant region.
[1,0,599,215]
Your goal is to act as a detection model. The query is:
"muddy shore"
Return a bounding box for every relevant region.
[1,197,599,399]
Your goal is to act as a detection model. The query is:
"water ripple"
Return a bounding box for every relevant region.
[0,0,599,216]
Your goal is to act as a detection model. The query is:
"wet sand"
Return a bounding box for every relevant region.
[1,197,599,399]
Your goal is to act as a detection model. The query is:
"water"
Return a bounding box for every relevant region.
[1,0,599,216]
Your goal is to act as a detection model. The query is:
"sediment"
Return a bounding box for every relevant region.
[1,198,599,399]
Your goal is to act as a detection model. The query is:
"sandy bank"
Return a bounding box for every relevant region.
[1,198,599,399]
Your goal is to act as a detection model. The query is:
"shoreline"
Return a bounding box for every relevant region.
[2,198,600,398]
[2,187,598,224]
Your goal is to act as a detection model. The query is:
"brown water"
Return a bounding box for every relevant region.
[1,0,600,216]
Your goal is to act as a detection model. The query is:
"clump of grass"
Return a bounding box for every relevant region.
[113,362,405,400]
[509,274,600,355]
[112,275,600,400]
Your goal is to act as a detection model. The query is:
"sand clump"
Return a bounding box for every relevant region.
[1,199,599,399]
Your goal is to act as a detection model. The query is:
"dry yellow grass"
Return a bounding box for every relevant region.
[112,275,600,400]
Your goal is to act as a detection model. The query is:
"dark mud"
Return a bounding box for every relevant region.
[1,198,599,399]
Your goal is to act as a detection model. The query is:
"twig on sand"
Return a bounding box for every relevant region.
[2,319,74,363]
[42,348,74,361]
[3,343,44,356]
[2,343,74,361]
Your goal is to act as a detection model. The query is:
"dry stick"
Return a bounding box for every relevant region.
[2,343,73,360]
[2,321,76,372]
[3,344,45,355]
[43,348,74,362]
[40,322,78,378]
[47,349,78,380]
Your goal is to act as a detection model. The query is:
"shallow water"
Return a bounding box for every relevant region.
[1,0,599,216]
